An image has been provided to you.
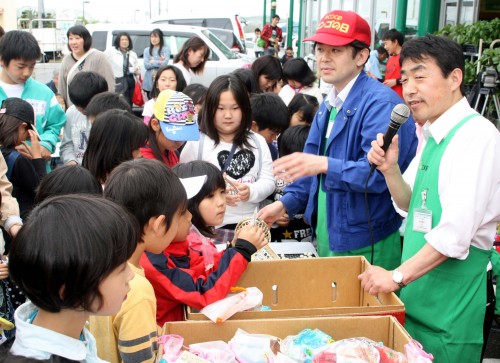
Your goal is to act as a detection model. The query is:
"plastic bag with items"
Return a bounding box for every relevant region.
[200,287,263,323]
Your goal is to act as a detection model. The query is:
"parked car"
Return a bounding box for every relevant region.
[208,27,245,53]
[151,15,248,53]
[86,23,251,87]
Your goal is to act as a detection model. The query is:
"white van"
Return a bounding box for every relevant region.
[86,23,251,87]
[152,15,247,53]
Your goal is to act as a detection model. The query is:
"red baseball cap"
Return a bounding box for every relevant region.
[304,10,371,47]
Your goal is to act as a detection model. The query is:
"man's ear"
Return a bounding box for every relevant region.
[449,68,463,93]
[251,121,259,132]
[150,117,161,132]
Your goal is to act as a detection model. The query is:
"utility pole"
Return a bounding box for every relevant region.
[38,0,45,28]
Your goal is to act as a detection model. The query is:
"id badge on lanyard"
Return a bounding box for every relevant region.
[413,188,433,233]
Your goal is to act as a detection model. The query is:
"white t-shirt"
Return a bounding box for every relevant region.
[180,131,275,225]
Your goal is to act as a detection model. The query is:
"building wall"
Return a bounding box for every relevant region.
[0,0,18,31]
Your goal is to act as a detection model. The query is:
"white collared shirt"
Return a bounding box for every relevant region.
[325,72,361,113]
[402,97,500,259]
[11,301,106,362]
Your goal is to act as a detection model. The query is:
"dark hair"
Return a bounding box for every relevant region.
[400,34,465,96]
[200,74,253,149]
[231,68,260,95]
[66,25,92,52]
[35,165,102,203]
[150,65,187,98]
[0,114,24,148]
[173,36,210,74]
[272,15,280,20]
[82,109,148,184]
[9,194,138,313]
[148,28,165,56]
[0,26,4,39]
[250,55,283,92]
[279,125,310,156]
[68,71,108,108]
[282,58,317,86]
[183,83,208,106]
[376,45,389,57]
[85,91,132,118]
[113,32,133,50]
[172,160,225,238]
[382,28,404,46]
[254,28,261,33]
[250,93,289,133]
[105,158,187,234]
[0,30,41,65]
[288,93,319,125]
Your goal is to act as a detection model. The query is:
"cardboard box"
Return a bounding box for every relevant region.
[165,315,411,353]
[186,256,405,324]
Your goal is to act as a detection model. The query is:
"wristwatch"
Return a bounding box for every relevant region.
[392,268,406,288]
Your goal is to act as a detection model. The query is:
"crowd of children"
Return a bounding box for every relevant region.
[1,20,497,363]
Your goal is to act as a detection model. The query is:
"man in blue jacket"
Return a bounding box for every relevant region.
[259,10,417,270]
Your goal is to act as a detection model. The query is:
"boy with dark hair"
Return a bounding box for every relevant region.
[271,125,312,242]
[0,31,66,166]
[85,92,132,122]
[59,71,108,165]
[250,92,289,160]
[89,158,203,363]
[382,28,404,99]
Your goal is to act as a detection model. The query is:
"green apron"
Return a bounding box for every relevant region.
[401,114,491,363]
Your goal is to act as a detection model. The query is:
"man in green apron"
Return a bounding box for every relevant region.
[359,34,500,363]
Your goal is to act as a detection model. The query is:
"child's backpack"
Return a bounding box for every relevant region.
[256,37,266,48]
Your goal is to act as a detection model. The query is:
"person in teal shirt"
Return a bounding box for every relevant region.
[0,30,66,166]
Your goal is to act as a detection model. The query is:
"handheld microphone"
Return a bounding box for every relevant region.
[369,104,411,174]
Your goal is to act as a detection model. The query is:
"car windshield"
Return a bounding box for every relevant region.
[201,29,238,60]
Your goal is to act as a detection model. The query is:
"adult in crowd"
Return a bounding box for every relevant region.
[365,45,388,82]
[142,28,170,100]
[259,10,417,268]
[59,25,114,107]
[261,14,283,56]
[45,69,59,94]
[360,34,500,363]
[250,55,283,93]
[173,36,210,86]
[382,28,404,99]
[106,32,139,106]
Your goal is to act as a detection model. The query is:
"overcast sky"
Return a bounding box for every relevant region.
[16,0,294,23]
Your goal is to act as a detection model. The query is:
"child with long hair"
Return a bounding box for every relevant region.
[250,55,283,93]
[278,57,323,106]
[287,93,320,126]
[180,74,275,229]
[142,28,170,100]
[140,90,199,167]
[141,160,269,324]
[173,36,210,85]
[0,98,45,219]
[82,109,148,185]
[8,194,137,361]
[142,65,187,125]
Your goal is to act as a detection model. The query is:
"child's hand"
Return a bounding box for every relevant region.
[236,183,250,202]
[225,188,241,207]
[237,224,268,250]
[20,130,42,159]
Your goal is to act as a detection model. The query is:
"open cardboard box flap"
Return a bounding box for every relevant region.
[186,256,405,324]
